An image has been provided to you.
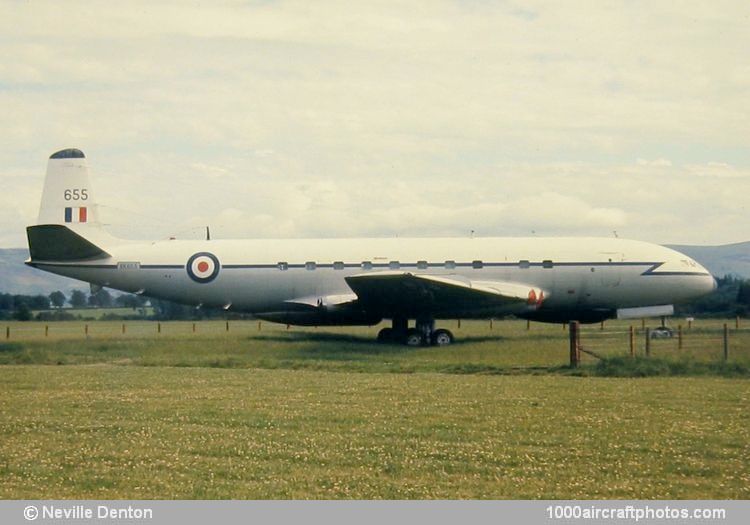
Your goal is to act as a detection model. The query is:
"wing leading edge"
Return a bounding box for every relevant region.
[344,271,547,317]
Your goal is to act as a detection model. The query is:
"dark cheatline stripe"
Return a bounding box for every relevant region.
[31,260,708,276]
[640,262,710,276]
[195,261,663,270]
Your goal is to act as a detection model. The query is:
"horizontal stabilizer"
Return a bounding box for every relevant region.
[26,224,111,262]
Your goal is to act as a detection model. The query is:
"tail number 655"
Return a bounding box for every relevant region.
[64,189,89,201]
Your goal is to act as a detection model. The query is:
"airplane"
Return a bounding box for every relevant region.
[26,148,717,346]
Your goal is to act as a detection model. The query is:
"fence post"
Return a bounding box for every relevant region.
[85,324,89,337]
[192,323,196,333]
[457,319,461,329]
[226,321,229,332]
[678,325,683,350]
[645,328,651,357]
[641,318,645,330]
[688,319,693,330]
[5,326,9,340]
[489,319,493,330]
[629,326,635,357]
[736,316,740,330]
[257,321,261,331]
[526,319,530,331]
[723,323,729,361]
[563,322,567,331]
[569,321,580,367]
[45,325,49,337]
[158,322,161,334]
[600,321,604,331]
[122,323,126,335]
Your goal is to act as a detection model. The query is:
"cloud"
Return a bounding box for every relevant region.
[0,1,749,248]
[637,158,672,167]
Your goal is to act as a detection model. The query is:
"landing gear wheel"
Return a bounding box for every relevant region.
[404,328,423,347]
[431,329,454,346]
[377,327,394,343]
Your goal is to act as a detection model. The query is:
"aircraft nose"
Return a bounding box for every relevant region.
[697,267,716,295]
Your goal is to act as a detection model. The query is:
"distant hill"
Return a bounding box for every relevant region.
[0,248,87,295]
[666,241,750,279]
[1,240,749,296]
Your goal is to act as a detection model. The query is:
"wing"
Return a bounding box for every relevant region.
[344,271,547,316]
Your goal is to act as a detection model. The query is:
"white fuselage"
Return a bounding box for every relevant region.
[31,235,716,323]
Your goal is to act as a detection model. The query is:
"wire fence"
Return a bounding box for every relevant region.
[2,318,749,367]
[575,319,749,365]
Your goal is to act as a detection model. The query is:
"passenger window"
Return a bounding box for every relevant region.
[445,260,456,269]
[333,261,345,270]
[277,262,288,271]
[361,261,373,270]
[417,260,428,270]
[305,261,316,271]
[472,260,483,269]
[519,260,530,269]
[389,261,400,270]
[542,260,553,269]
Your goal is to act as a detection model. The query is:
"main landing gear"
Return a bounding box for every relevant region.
[377,317,455,347]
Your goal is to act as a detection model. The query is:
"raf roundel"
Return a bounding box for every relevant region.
[186,252,220,283]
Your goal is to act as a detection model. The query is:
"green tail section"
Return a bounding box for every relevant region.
[26,225,110,262]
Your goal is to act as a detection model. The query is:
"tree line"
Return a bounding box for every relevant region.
[0,289,228,321]
[2,275,750,321]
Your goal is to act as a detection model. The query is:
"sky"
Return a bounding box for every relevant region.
[1,0,749,247]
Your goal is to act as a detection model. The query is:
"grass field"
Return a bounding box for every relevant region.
[1,319,748,499]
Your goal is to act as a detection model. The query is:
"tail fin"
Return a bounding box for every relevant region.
[37,148,101,228]
[28,148,114,262]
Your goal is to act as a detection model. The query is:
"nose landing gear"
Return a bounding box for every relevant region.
[376,317,455,346]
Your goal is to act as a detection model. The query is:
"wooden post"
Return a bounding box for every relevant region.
[85,324,89,336]
[5,326,9,340]
[736,316,740,330]
[688,319,693,330]
[723,323,729,361]
[192,323,196,333]
[489,319,493,330]
[645,328,651,357]
[600,321,604,331]
[286,324,290,330]
[526,319,530,331]
[226,321,229,332]
[569,321,580,367]
[678,325,683,350]
[157,322,161,334]
[457,319,461,329]
[122,323,126,335]
[45,325,49,337]
[641,318,646,330]
[563,322,567,331]
[629,326,635,357]
[257,321,261,331]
